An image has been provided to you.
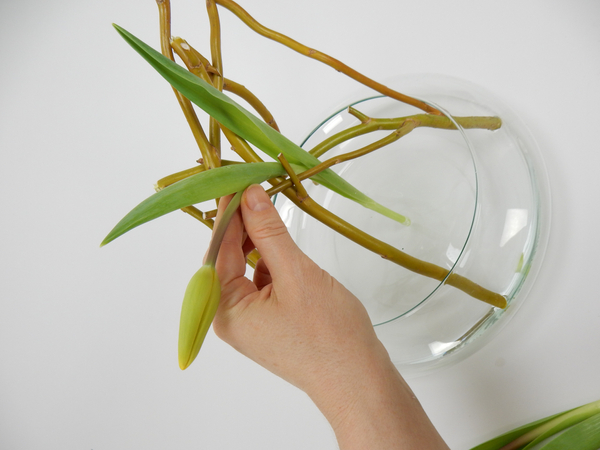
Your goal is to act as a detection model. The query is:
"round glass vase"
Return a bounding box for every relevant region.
[275,74,550,375]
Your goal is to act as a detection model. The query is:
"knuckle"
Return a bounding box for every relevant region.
[252,219,288,240]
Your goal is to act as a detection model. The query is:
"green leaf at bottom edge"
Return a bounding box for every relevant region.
[540,412,600,450]
[470,409,576,450]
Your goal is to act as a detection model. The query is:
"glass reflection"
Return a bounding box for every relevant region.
[500,209,528,247]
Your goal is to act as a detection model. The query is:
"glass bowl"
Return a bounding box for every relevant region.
[275,74,550,375]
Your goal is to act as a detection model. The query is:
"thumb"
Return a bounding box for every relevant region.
[241,184,303,276]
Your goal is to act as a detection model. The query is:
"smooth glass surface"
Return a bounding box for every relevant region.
[275,74,550,374]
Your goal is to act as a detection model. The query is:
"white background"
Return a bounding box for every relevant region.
[1,1,599,449]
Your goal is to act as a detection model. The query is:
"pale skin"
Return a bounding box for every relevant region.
[212,184,450,450]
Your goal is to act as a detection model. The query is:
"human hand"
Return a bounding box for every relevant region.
[212,184,386,400]
[211,184,449,450]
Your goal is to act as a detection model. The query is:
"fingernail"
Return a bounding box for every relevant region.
[245,184,271,212]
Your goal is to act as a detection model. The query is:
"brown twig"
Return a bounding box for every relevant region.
[213,0,442,115]
[155,0,220,169]
[171,38,280,131]
[274,127,504,307]
[150,0,505,308]
[202,209,218,220]
[223,78,280,131]
[347,107,371,123]
[171,38,216,85]
[181,206,215,229]
[246,249,260,268]
[156,137,505,307]
[277,153,308,201]
[310,109,502,158]
[206,0,224,156]
[155,164,206,189]
[266,121,417,198]
[154,164,214,229]
[292,193,507,308]
[154,159,245,190]
[273,153,503,306]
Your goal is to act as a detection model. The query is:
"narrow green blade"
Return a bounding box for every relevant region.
[522,402,600,450]
[540,412,600,450]
[470,410,575,450]
[471,399,600,450]
[112,24,408,225]
[101,162,286,246]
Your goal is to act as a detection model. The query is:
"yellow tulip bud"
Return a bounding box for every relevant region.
[178,264,221,370]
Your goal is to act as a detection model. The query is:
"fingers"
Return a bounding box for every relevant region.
[213,195,262,311]
[253,258,272,290]
[212,184,305,309]
[241,184,304,278]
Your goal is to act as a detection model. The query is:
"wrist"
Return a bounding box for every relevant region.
[305,341,396,427]
[307,344,449,450]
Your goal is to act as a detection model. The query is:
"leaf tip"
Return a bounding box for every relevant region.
[112,23,128,40]
[99,233,115,248]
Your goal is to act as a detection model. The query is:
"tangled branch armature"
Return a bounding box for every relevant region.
[103,0,506,369]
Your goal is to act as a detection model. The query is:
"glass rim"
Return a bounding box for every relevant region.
[276,94,482,325]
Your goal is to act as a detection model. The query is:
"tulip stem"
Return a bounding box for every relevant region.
[205,190,244,266]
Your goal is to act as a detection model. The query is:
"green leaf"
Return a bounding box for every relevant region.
[112,23,409,226]
[540,412,600,450]
[101,162,286,246]
[521,402,600,450]
[471,399,600,450]
[470,410,575,450]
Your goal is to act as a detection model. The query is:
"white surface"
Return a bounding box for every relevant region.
[1,1,599,449]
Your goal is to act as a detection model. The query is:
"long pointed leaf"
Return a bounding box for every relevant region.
[540,412,600,450]
[521,401,600,450]
[101,162,286,246]
[471,399,600,450]
[470,410,575,450]
[112,24,408,225]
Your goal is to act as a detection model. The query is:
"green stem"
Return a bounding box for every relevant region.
[205,190,244,265]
